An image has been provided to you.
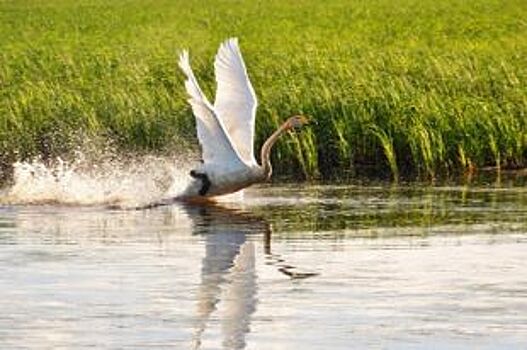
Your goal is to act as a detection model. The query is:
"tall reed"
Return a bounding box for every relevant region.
[1,0,525,182]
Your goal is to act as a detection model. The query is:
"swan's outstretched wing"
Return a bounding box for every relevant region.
[179,51,245,168]
[214,38,258,166]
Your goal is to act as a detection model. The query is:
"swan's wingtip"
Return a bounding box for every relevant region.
[224,37,239,49]
[178,49,190,70]
[179,49,189,61]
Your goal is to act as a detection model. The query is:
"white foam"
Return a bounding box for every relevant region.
[0,153,193,208]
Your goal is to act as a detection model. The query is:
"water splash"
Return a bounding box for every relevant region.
[0,152,193,208]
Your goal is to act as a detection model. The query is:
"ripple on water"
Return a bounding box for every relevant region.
[0,184,526,349]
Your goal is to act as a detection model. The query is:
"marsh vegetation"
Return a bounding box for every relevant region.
[1,0,526,182]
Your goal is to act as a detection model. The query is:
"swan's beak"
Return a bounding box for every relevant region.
[299,115,310,126]
[292,115,311,129]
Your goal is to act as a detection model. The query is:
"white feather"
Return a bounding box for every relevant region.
[213,38,258,166]
[178,49,246,171]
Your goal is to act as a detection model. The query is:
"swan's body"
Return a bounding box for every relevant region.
[178,38,308,200]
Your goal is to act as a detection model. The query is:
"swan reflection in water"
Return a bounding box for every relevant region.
[182,203,317,350]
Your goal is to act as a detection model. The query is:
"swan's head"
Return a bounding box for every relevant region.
[286,115,310,130]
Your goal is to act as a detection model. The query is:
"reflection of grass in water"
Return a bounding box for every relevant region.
[256,185,527,235]
[0,0,526,182]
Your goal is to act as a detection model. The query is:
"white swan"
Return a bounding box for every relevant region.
[178,38,309,200]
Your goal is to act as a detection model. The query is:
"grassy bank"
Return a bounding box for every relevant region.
[1,0,526,182]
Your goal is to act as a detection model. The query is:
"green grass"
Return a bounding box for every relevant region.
[1,0,526,182]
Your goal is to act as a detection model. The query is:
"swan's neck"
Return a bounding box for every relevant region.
[259,123,290,180]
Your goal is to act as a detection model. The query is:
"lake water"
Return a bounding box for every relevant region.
[1,182,526,349]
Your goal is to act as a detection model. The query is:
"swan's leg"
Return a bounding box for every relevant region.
[190,170,211,196]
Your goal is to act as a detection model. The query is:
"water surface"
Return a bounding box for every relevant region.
[1,183,526,349]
